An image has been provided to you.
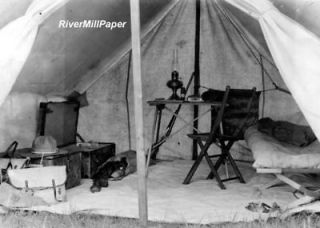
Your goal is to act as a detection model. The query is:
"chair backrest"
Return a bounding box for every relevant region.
[222,88,260,139]
[202,87,260,139]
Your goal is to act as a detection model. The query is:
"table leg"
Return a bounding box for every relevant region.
[192,106,199,160]
[151,105,163,160]
[146,107,159,175]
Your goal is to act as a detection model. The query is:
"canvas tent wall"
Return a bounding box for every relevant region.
[0,0,177,151]
[0,0,320,160]
[77,0,320,159]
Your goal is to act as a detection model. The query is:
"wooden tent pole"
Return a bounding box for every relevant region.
[129,0,148,227]
[193,0,201,160]
[194,0,201,95]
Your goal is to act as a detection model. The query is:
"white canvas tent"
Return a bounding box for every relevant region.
[1,0,320,157]
[1,0,320,225]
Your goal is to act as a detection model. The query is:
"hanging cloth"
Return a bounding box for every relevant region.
[224,0,320,140]
[0,0,69,107]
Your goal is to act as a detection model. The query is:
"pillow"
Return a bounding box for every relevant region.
[257,117,316,147]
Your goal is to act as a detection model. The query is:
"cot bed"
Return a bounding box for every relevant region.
[245,124,320,201]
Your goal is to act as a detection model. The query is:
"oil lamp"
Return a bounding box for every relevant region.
[167,71,183,100]
[166,49,184,100]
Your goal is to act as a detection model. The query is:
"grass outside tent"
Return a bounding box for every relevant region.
[0,211,319,228]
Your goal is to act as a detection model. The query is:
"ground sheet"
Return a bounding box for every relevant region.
[0,160,301,224]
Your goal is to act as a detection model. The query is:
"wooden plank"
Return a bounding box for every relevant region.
[276,174,301,190]
[282,168,320,174]
[256,168,282,174]
[129,0,148,227]
[257,168,320,174]
[276,174,320,198]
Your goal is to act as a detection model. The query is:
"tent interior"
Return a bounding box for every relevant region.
[1,0,320,224]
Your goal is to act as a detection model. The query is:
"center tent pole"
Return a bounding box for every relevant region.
[129,0,148,227]
[193,0,201,160]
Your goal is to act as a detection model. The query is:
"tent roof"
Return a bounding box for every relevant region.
[0,0,174,95]
[1,0,320,96]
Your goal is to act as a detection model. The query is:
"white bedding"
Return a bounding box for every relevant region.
[245,126,320,169]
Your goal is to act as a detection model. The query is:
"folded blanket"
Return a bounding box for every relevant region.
[257,118,316,147]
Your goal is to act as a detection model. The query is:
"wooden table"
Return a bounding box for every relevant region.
[147,99,224,160]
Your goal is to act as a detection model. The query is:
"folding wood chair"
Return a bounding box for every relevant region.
[183,86,260,189]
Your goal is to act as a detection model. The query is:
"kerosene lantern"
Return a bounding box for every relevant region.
[166,49,184,100]
[167,70,183,100]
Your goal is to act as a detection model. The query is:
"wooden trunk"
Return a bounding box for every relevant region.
[77,142,115,178]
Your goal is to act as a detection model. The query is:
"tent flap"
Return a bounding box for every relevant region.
[0,0,69,107]
[225,0,320,140]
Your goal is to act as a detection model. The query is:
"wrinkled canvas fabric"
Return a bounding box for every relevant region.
[0,0,69,107]
[225,0,320,141]
[0,182,48,209]
[78,0,301,159]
